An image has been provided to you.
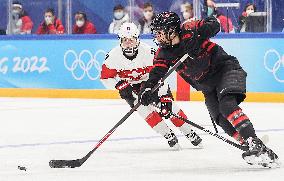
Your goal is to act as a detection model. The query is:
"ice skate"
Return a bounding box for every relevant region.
[164,132,182,151]
[185,131,203,148]
[242,137,280,168]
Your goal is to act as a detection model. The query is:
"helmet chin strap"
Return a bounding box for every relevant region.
[120,39,140,59]
[123,49,138,60]
[124,47,136,56]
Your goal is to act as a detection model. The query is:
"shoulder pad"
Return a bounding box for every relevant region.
[182,20,198,30]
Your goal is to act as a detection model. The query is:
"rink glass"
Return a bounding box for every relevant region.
[1,0,284,34]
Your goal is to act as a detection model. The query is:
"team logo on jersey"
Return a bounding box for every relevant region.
[264,49,284,83]
[64,49,106,81]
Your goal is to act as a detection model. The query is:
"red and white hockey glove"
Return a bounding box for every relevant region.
[160,95,173,119]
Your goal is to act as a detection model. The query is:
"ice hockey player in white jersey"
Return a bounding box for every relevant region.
[100,22,202,150]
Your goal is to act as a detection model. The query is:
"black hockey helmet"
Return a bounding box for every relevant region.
[150,11,181,47]
[151,11,181,33]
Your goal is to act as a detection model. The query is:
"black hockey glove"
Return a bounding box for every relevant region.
[138,87,158,106]
[115,80,135,108]
[159,95,173,119]
[197,16,220,39]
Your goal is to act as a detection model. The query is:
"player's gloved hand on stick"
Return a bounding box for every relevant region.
[138,87,157,106]
[159,95,173,119]
[197,16,220,40]
[115,80,135,108]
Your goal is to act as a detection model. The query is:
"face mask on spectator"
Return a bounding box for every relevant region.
[45,16,53,24]
[76,20,85,27]
[143,11,153,20]
[183,12,191,20]
[207,7,214,16]
[114,11,124,20]
[246,9,254,16]
[12,9,21,15]
[16,19,22,27]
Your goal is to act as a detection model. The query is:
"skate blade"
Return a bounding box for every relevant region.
[170,143,182,151]
[269,159,281,168]
[259,155,281,168]
[244,154,281,168]
[195,142,204,149]
[244,155,261,165]
[259,160,281,168]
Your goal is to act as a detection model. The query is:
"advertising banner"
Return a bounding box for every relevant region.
[0,34,283,93]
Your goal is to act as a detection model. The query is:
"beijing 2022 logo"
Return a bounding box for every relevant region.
[264,49,284,83]
[64,49,106,80]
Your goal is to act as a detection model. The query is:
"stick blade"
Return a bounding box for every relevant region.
[49,159,82,168]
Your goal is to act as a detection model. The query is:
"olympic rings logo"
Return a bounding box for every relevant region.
[264,49,284,83]
[63,49,106,81]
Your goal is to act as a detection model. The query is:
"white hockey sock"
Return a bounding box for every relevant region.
[179,123,193,135]
[152,121,172,137]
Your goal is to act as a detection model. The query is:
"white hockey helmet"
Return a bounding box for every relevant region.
[118,22,140,57]
[118,22,140,39]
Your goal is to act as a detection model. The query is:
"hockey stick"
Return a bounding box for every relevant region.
[170,112,249,151]
[210,115,219,133]
[151,103,248,151]
[49,53,191,168]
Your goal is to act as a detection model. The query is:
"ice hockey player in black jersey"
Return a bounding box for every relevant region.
[138,11,279,167]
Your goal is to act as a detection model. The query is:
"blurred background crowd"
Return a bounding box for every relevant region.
[0,0,283,35]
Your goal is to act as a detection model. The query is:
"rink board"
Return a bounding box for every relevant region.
[0,34,283,102]
[0,88,283,103]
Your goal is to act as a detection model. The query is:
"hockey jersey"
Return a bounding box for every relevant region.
[100,42,156,89]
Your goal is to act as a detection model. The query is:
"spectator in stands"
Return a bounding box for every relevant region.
[138,2,155,34]
[7,1,33,35]
[180,2,194,23]
[109,4,129,34]
[206,0,235,33]
[73,11,97,34]
[36,8,65,35]
[238,3,256,32]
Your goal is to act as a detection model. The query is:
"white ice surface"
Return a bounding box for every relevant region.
[0,98,283,181]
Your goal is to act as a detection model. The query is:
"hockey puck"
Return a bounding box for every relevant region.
[18,166,27,171]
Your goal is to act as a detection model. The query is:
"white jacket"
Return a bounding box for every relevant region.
[108,14,130,34]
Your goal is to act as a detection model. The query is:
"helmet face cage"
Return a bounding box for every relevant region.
[118,22,140,57]
[120,37,140,56]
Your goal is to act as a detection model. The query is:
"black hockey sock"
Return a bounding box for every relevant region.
[238,123,256,140]
[217,115,237,137]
